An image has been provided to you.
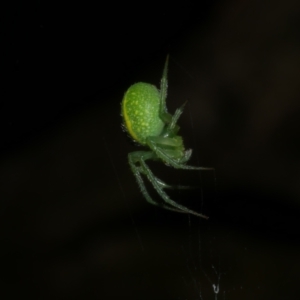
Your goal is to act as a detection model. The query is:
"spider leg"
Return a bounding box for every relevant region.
[155,176,198,190]
[147,137,214,171]
[128,151,158,205]
[128,151,207,218]
[159,55,169,115]
[158,56,180,128]
[171,103,185,127]
[128,152,186,214]
[139,158,209,219]
[164,102,187,137]
[158,56,187,137]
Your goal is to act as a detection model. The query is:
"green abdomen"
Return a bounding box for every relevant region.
[122,82,164,145]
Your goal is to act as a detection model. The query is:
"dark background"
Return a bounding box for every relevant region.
[1,0,300,299]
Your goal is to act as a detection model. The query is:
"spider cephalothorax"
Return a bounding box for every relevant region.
[121,57,213,218]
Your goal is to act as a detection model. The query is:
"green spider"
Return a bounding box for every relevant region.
[121,56,213,219]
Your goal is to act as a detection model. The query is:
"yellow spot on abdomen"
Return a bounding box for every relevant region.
[122,95,139,142]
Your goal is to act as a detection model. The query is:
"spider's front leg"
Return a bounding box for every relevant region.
[160,102,186,139]
[158,57,187,137]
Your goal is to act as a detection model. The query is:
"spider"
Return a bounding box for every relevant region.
[121,56,213,219]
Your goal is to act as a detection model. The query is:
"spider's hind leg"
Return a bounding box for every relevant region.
[128,151,208,219]
[128,152,189,215]
[147,137,214,171]
[155,176,198,190]
[128,151,160,207]
[139,158,209,219]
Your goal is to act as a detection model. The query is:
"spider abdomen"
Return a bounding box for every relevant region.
[122,82,164,145]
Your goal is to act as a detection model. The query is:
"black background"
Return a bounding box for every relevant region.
[1,0,300,299]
